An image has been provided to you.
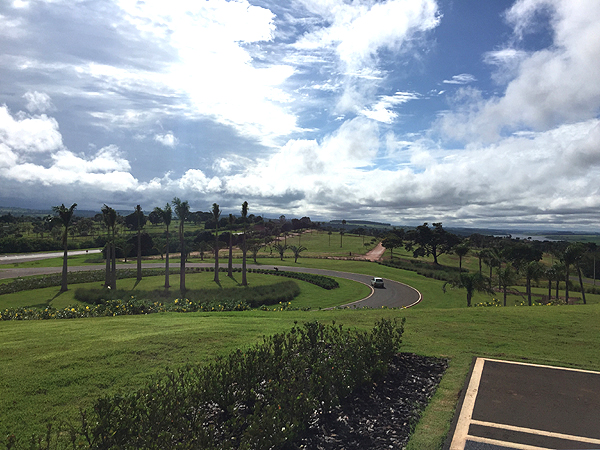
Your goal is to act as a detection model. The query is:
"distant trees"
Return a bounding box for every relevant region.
[52,203,77,292]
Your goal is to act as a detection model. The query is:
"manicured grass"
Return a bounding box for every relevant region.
[0,272,370,311]
[2,304,600,447]
[2,257,600,449]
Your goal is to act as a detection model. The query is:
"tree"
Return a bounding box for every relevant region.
[227,214,235,278]
[273,243,287,261]
[288,245,307,263]
[248,239,264,263]
[522,261,543,306]
[563,243,587,304]
[405,223,460,265]
[479,248,500,288]
[153,203,172,289]
[454,243,470,271]
[52,203,77,292]
[241,201,249,286]
[173,197,190,293]
[443,272,492,307]
[134,205,145,282]
[212,203,221,283]
[381,234,402,260]
[498,264,519,306]
[101,204,117,290]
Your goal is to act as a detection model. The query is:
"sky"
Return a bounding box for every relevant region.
[1,0,600,230]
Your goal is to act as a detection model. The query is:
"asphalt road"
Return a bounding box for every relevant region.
[0,261,422,309]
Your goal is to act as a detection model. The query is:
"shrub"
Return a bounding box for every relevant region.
[82,318,405,450]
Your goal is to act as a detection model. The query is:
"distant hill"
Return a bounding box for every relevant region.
[0,206,101,218]
[329,220,392,227]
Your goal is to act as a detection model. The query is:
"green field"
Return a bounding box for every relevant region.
[2,251,600,449]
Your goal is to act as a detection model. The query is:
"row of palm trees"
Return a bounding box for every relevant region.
[53,199,252,294]
[449,243,591,307]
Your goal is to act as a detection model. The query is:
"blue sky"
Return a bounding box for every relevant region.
[1,0,599,230]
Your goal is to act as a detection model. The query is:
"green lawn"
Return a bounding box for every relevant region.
[2,257,600,449]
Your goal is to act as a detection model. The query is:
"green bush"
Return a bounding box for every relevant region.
[80,319,405,450]
[250,269,340,290]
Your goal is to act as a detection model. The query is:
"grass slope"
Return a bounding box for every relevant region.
[2,257,600,449]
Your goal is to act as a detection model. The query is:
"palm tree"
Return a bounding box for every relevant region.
[241,201,248,286]
[273,243,287,261]
[563,243,587,304]
[444,272,492,307]
[498,264,518,306]
[153,203,172,289]
[52,203,77,292]
[134,205,144,282]
[211,203,221,283]
[227,214,235,277]
[522,261,543,306]
[101,205,117,290]
[172,197,190,293]
[289,245,307,263]
[454,243,470,271]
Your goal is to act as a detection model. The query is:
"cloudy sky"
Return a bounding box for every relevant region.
[1,0,600,230]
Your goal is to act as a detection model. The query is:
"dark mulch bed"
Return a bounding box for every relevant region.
[290,353,448,449]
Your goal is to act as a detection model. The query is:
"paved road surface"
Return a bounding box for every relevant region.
[0,262,422,309]
[447,358,600,450]
[0,249,101,263]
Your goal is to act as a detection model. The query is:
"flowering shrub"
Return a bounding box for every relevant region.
[473,298,502,307]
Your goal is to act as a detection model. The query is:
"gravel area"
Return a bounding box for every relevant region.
[290,353,449,449]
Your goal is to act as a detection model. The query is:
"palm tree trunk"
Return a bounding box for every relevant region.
[527,278,532,306]
[110,237,116,290]
[565,267,570,304]
[180,226,185,292]
[503,286,507,306]
[137,230,142,281]
[164,228,170,289]
[61,232,68,292]
[242,235,247,286]
[548,279,552,301]
[214,232,220,283]
[228,233,233,277]
[577,267,586,304]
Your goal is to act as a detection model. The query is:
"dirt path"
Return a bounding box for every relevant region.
[364,242,385,261]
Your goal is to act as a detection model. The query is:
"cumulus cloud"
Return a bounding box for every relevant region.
[0,105,63,154]
[438,0,600,142]
[23,91,54,113]
[154,132,178,148]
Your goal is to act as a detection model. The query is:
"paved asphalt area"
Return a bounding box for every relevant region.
[446,358,600,450]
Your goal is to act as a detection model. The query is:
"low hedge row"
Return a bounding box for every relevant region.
[4,319,405,449]
[249,269,340,290]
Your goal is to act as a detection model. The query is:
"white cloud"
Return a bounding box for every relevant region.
[361,91,420,123]
[154,132,178,148]
[0,105,63,153]
[442,74,477,85]
[295,0,440,71]
[438,0,600,142]
[23,91,54,113]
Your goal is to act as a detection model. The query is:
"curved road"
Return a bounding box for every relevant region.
[0,261,422,309]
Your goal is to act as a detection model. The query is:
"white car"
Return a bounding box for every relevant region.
[371,277,385,288]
